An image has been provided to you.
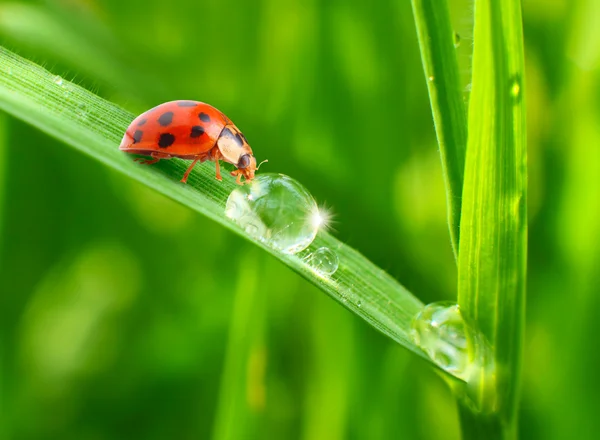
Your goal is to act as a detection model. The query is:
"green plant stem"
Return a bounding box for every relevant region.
[410,0,467,257]
[457,0,527,436]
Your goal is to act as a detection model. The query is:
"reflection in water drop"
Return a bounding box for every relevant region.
[510,77,521,100]
[54,75,63,86]
[225,173,322,254]
[428,75,435,82]
[306,247,339,276]
[410,302,496,413]
[454,32,461,48]
[244,222,260,236]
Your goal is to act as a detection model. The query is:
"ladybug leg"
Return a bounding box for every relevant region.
[181,157,202,184]
[215,160,223,181]
[134,157,160,165]
[134,152,171,165]
[210,147,223,181]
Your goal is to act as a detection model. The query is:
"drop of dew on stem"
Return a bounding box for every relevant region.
[77,102,88,120]
[510,75,522,102]
[454,32,461,48]
[54,75,63,86]
[225,173,323,254]
[410,302,497,413]
[428,75,435,82]
[305,247,339,276]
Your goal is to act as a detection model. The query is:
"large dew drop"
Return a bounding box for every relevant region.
[225,173,321,254]
[410,302,496,413]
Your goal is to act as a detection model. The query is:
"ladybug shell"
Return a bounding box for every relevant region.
[119,100,248,160]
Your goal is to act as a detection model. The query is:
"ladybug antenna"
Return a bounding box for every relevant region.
[256,159,268,170]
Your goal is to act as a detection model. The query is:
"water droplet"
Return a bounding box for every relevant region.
[357,300,362,308]
[428,75,435,82]
[410,302,496,412]
[76,102,88,120]
[511,82,520,97]
[53,75,63,86]
[244,222,260,236]
[225,173,321,254]
[464,83,472,93]
[454,32,461,48]
[510,76,521,101]
[306,247,339,276]
[7,67,12,75]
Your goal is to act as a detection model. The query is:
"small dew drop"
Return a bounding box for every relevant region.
[410,302,496,413]
[54,75,64,86]
[225,173,322,254]
[464,83,472,93]
[77,102,88,120]
[428,75,435,82]
[357,300,362,308]
[454,32,461,48]
[306,247,339,276]
[8,67,12,75]
[244,222,260,237]
[510,79,521,99]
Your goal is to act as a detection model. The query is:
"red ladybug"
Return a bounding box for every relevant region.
[119,100,264,184]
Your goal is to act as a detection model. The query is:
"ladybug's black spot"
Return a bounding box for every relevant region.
[220,127,233,139]
[235,133,244,146]
[199,112,211,123]
[158,111,174,126]
[137,118,147,126]
[190,125,205,138]
[177,101,199,107]
[133,130,143,144]
[158,133,175,148]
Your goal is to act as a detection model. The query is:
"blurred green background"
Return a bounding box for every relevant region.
[0,0,599,439]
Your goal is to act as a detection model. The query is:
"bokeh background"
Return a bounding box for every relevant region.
[1,0,599,439]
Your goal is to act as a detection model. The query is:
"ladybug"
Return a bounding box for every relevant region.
[119,100,265,184]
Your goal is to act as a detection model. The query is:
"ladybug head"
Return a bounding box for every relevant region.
[231,154,268,183]
[236,153,257,180]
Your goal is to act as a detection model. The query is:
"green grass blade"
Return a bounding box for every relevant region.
[410,0,468,256]
[0,112,6,261]
[0,46,428,361]
[0,112,6,440]
[212,250,265,440]
[457,0,526,436]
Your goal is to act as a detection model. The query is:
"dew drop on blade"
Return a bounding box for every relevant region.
[225,173,321,254]
[410,302,496,413]
[510,76,521,101]
[454,32,461,48]
[305,247,339,276]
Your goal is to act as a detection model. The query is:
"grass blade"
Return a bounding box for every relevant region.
[212,250,265,440]
[0,112,6,440]
[410,0,468,256]
[0,46,428,361]
[457,0,527,436]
